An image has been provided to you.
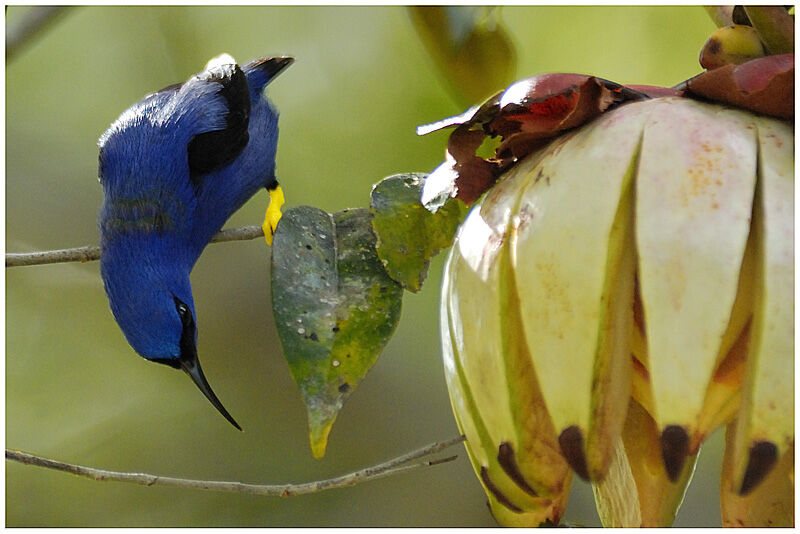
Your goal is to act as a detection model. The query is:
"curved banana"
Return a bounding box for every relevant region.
[729,117,794,495]
[508,102,650,481]
[635,101,759,481]
[441,158,572,524]
[699,24,766,70]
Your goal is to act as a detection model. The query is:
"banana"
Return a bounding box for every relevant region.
[593,399,698,527]
[693,224,756,445]
[729,117,794,495]
[632,197,756,452]
[721,421,794,526]
[699,24,766,70]
[633,220,754,443]
[508,101,650,481]
[635,100,758,481]
[441,153,572,524]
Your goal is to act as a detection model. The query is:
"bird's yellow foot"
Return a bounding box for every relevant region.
[263,185,285,246]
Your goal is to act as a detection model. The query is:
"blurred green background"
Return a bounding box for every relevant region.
[6,6,722,527]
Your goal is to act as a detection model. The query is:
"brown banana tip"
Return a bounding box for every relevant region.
[660,425,690,482]
[497,442,538,497]
[479,466,523,513]
[558,425,590,481]
[739,440,779,495]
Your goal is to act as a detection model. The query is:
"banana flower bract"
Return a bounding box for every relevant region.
[441,97,793,527]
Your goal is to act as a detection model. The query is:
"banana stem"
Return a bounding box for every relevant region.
[743,6,794,54]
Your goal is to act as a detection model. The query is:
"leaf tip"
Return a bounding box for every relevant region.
[309,418,334,459]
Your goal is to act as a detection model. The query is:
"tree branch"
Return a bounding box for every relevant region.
[6,434,465,497]
[6,225,265,268]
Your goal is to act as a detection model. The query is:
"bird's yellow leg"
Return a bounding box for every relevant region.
[263,184,285,246]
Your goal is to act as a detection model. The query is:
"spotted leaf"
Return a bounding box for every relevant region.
[271,206,403,458]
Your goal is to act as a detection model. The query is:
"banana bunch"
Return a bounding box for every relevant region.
[440,97,793,526]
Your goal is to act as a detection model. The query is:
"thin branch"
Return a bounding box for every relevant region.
[6,6,73,61]
[6,244,101,268]
[209,224,265,244]
[6,435,465,497]
[6,225,265,268]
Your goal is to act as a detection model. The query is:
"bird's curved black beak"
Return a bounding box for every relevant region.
[171,297,242,431]
[179,347,242,431]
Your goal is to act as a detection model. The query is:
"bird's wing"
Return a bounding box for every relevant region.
[156,57,253,190]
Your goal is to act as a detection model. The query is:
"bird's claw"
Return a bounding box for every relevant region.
[263,185,285,246]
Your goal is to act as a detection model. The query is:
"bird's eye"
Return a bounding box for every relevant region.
[174,298,192,327]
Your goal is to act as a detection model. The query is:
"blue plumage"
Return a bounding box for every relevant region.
[98,54,292,429]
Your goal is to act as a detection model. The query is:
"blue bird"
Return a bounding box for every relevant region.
[98,54,293,429]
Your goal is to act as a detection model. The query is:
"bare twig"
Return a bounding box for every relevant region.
[6,435,465,497]
[209,224,265,244]
[6,6,73,61]
[6,244,101,268]
[6,225,265,268]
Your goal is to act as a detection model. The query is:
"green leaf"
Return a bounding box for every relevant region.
[271,206,403,458]
[370,173,464,292]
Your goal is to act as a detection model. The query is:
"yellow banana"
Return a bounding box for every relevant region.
[635,101,758,481]
[508,102,650,481]
[441,156,572,524]
[699,24,766,70]
[692,228,755,446]
[633,220,755,446]
[633,201,755,452]
[729,117,794,495]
